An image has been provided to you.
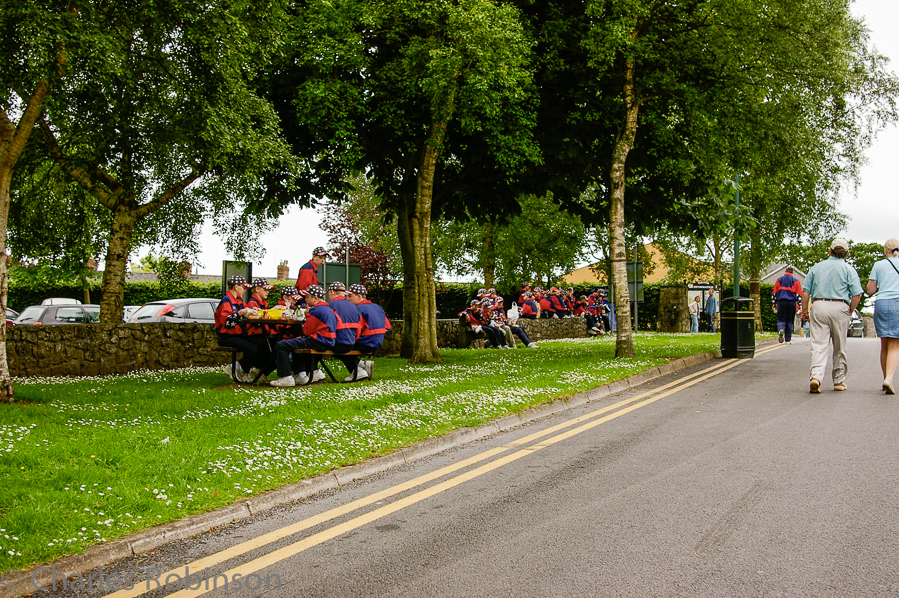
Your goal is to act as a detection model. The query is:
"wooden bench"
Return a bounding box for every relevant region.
[293,349,373,384]
[214,346,266,384]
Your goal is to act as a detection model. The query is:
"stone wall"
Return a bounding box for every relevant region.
[8,317,593,378]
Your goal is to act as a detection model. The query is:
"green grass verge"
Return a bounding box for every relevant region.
[0,332,766,569]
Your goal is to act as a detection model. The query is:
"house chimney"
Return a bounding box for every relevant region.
[277,260,289,281]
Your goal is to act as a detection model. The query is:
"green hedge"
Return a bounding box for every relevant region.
[6,279,780,331]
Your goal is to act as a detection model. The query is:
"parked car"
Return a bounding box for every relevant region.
[848,309,865,338]
[15,304,100,325]
[5,308,19,326]
[40,298,82,306]
[127,298,219,324]
[123,305,141,322]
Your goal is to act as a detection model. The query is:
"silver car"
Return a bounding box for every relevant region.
[848,309,865,338]
[127,298,219,323]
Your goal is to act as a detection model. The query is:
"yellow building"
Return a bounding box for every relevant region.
[560,243,715,285]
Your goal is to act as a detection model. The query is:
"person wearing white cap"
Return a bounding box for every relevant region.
[800,238,863,393]
[865,238,899,394]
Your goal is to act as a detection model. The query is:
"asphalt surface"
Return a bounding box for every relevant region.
[11,337,899,598]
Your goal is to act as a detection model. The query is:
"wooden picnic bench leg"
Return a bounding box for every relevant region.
[317,357,338,383]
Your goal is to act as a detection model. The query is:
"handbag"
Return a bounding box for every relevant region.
[507,302,520,323]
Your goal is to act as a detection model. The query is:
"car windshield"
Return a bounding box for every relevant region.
[16,306,46,324]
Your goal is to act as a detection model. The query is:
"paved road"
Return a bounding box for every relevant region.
[35,337,899,598]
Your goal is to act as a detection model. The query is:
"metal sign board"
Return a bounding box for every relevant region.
[222,260,252,300]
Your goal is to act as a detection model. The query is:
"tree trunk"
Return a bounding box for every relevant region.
[99,207,137,324]
[749,227,762,331]
[405,119,445,365]
[397,192,418,359]
[608,55,640,358]
[0,169,15,402]
[482,224,496,288]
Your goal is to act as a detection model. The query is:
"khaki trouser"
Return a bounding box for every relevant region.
[809,300,850,384]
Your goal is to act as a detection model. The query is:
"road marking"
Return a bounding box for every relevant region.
[105,350,777,598]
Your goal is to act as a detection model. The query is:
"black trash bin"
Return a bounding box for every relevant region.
[720,296,755,358]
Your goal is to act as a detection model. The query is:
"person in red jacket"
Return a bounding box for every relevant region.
[519,291,539,319]
[271,284,337,387]
[296,246,330,292]
[344,283,392,380]
[215,275,267,383]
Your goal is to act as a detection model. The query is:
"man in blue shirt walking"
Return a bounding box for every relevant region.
[801,238,863,393]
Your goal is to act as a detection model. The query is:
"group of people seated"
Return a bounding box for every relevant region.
[214,246,391,386]
[516,283,612,336]
[458,288,539,349]
[459,284,613,347]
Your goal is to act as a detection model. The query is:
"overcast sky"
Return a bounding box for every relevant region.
[184,0,898,277]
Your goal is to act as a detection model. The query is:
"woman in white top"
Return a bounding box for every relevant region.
[688,295,701,333]
[866,237,899,394]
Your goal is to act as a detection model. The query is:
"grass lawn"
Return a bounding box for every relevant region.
[0,332,757,570]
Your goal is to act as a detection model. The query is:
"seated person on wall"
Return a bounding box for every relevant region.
[344,283,391,381]
[517,282,531,306]
[491,297,538,348]
[578,295,604,336]
[548,287,568,317]
[480,298,512,348]
[325,281,365,381]
[215,275,269,383]
[271,284,336,387]
[519,291,539,319]
[536,288,555,318]
[459,300,507,349]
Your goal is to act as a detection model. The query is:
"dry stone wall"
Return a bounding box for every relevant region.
[8,317,593,378]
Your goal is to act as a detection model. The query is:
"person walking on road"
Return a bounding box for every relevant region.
[866,237,899,394]
[801,238,863,393]
[689,295,701,333]
[772,266,803,343]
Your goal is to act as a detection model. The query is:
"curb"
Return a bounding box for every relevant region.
[4,343,775,597]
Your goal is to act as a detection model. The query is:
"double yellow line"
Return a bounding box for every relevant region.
[107,346,780,598]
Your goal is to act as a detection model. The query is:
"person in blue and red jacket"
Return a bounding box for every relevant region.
[491,297,538,348]
[519,291,539,319]
[325,281,365,380]
[773,265,804,343]
[246,278,274,336]
[459,300,507,348]
[548,287,567,317]
[537,288,555,318]
[215,275,268,383]
[346,283,391,380]
[295,246,329,292]
[517,282,531,306]
[271,284,336,387]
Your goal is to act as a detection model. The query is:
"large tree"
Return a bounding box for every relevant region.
[287,0,538,363]
[11,0,294,324]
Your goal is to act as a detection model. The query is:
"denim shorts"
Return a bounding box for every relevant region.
[874,298,899,338]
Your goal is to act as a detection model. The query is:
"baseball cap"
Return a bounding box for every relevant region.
[306,284,325,299]
[328,281,346,292]
[785,265,794,273]
[280,286,299,296]
[251,278,273,290]
[312,246,330,257]
[830,238,850,251]
[470,299,480,306]
[348,283,367,295]
[227,275,247,287]
[494,296,504,304]
[477,288,487,296]
[487,288,496,295]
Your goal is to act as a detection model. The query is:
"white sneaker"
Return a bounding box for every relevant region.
[222,362,247,382]
[344,367,369,382]
[587,329,598,336]
[270,375,296,388]
[294,372,309,385]
[591,326,602,332]
[247,367,261,382]
[474,325,483,333]
[363,361,374,378]
[778,330,785,343]
[527,343,538,348]
[311,369,326,383]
